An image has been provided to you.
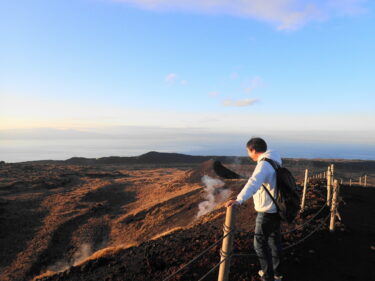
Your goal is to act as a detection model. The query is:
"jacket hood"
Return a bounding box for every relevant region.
[257,150,282,165]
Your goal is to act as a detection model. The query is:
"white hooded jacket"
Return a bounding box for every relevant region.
[236,150,281,213]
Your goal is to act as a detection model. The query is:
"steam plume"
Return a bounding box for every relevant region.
[196,175,231,218]
[73,243,92,266]
[46,243,93,273]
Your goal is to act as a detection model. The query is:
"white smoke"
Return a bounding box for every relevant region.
[47,260,69,273]
[196,175,231,218]
[46,243,93,273]
[73,243,92,266]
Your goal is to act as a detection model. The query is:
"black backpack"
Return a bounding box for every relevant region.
[261,158,300,223]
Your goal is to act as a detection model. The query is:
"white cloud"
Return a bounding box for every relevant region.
[208,91,220,97]
[327,0,367,16]
[2,124,375,162]
[165,73,177,83]
[222,98,258,107]
[113,0,368,30]
[2,92,375,162]
[165,73,188,84]
[244,76,263,93]
[2,93,374,148]
[230,72,238,80]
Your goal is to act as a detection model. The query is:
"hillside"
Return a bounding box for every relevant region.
[33,185,375,281]
[0,153,374,281]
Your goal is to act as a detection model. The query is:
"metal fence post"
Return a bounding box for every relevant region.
[300,169,309,211]
[329,180,340,232]
[218,205,237,281]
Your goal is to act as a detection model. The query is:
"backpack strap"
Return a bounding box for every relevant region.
[262,157,280,170]
[261,157,281,211]
[262,184,279,212]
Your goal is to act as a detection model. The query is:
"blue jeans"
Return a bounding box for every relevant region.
[254,212,282,281]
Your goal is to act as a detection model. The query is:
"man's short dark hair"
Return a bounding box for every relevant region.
[246,137,267,152]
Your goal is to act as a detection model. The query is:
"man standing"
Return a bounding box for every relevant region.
[225,137,283,281]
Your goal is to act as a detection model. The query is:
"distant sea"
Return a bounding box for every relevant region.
[1,139,375,163]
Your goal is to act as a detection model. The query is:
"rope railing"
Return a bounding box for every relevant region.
[199,211,332,279]
[282,203,328,235]
[283,212,331,251]
[162,164,341,281]
[232,212,331,257]
[348,174,370,187]
[197,255,231,281]
[226,199,328,238]
[307,170,326,181]
[162,202,329,281]
[162,223,233,281]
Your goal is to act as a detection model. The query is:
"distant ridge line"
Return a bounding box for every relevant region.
[16,151,375,172]
[21,151,246,165]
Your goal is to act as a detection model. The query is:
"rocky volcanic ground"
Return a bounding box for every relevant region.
[0,155,374,281]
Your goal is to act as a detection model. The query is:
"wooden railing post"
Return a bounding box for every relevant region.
[218,205,237,281]
[329,180,340,232]
[350,179,352,186]
[300,169,309,212]
[327,166,332,206]
[359,176,362,186]
[364,175,367,187]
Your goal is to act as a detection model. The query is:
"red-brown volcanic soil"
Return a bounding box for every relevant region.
[0,156,374,281]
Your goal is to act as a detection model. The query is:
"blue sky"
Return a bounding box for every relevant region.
[1,0,375,161]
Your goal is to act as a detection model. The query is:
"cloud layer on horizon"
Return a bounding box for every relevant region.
[114,0,367,30]
[222,98,258,107]
[1,126,375,162]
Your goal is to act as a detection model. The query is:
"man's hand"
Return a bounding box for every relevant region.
[225,200,240,208]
